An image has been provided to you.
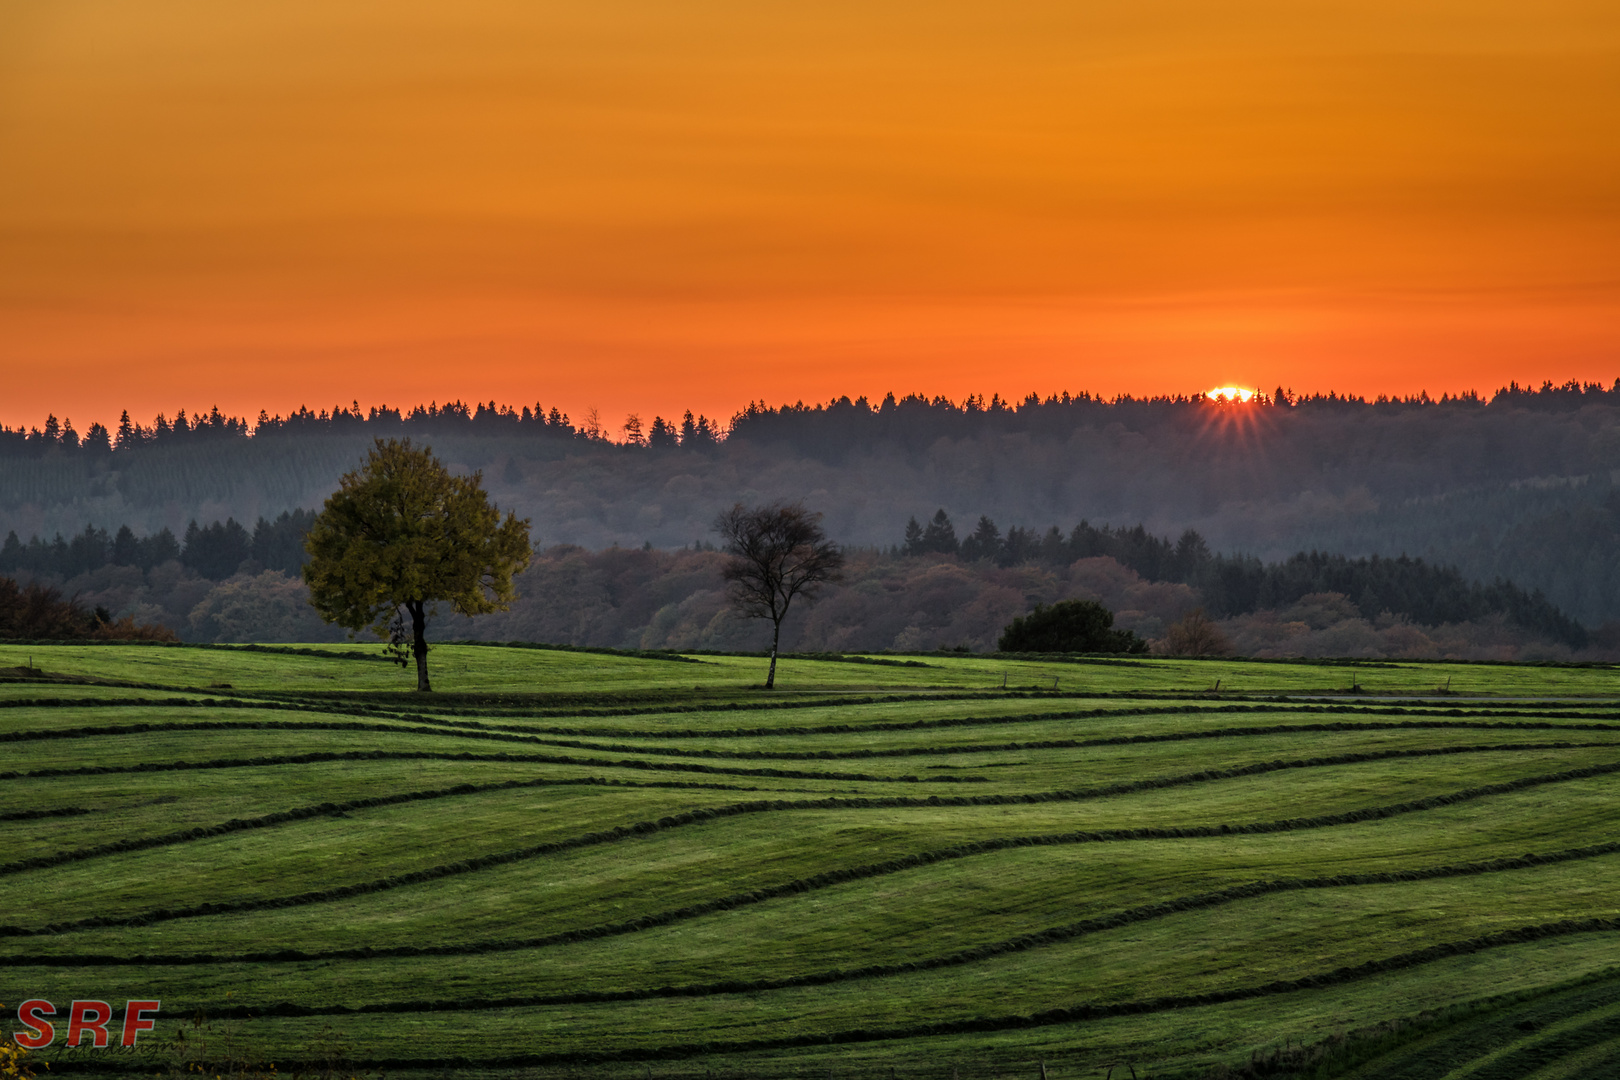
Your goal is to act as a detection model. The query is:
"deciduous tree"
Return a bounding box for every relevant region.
[997,599,1146,653]
[714,501,844,689]
[1162,607,1232,656]
[303,439,531,691]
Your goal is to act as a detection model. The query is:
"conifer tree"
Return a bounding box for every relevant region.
[115,410,136,450]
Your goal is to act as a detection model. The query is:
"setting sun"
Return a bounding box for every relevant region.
[1206,386,1257,403]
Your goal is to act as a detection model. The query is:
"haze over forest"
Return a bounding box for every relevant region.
[5,380,1620,657]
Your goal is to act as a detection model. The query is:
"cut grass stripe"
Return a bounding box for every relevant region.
[83,841,1620,1011]
[10,698,1620,746]
[1432,997,1620,1080]
[1518,1032,1620,1080]
[0,775,769,878]
[1470,1010,1620,1080]
[56,919,1620,1072]
[0,723,984,784]
[241,702,1620,740]
[451,721,1620,763]
[8,752,1620,944]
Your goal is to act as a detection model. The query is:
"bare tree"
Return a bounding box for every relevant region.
[714,501,844,689]
[1162,607,1232,656]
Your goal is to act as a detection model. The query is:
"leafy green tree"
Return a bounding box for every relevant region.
[997,599,1146,653]
[303,439,531,690]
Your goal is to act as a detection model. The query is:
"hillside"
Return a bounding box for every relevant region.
[4,643,1620,1078]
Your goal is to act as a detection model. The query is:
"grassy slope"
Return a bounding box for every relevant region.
[3,642,1619,1079]
[8,640,1620,696]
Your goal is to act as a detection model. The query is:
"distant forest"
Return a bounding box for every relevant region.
[899,512,1586,648]
[0,503,1591,659]
[3,378,1620,633]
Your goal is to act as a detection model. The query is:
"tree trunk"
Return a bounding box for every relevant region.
[410,601,431,692]
[766,619,781,689]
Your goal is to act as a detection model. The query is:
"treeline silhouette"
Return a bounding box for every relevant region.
[899,511,1588,648]
[0,511,314,581]
[2,379,1614,459]
[0,401,726,457]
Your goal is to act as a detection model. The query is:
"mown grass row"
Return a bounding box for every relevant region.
[6,723,1612,860]
[19,771,1620,971]
[11,727,1607,863]
[10,750,1619,942]
[22,857,1620,1069]
[48,920,1620,1074]
[9,688,1620,738]
[39,842,1620,1012]
[0,773,780,878]
[17,765,1619,971]
[10,735,1619,862]
[6,747,968,786]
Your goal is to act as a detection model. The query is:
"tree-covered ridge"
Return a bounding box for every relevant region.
[900,512,1588,648]
[5,379,1620,627]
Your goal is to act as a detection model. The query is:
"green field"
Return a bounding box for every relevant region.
[4,642,1620,1079]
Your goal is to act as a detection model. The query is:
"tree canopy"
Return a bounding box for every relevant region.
[997,599,1146,654]
[303,439,531,690]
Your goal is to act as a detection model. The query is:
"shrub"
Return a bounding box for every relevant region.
[996,599,1146,653]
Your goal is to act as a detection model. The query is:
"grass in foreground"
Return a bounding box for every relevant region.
[2,642,1618,1079]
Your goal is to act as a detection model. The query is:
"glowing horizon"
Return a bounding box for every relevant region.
[1205,387,1257,404]
[4,1,1619,427]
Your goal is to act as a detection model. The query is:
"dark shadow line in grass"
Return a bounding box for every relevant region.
[0,721,982,785]
[0,805,94,823]
[9,701,1620,766]
[0,689,1060,721]
[365,701,1620,740]
[9,694,1618,745]
[137,839,1620,1018]
[1242,970,1620,1080]
[419,719,1620,764]
[1429,1008,1620,1080]
[8,749,1620,948]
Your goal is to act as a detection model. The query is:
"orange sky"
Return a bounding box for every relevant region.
[3,0,1619,433]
